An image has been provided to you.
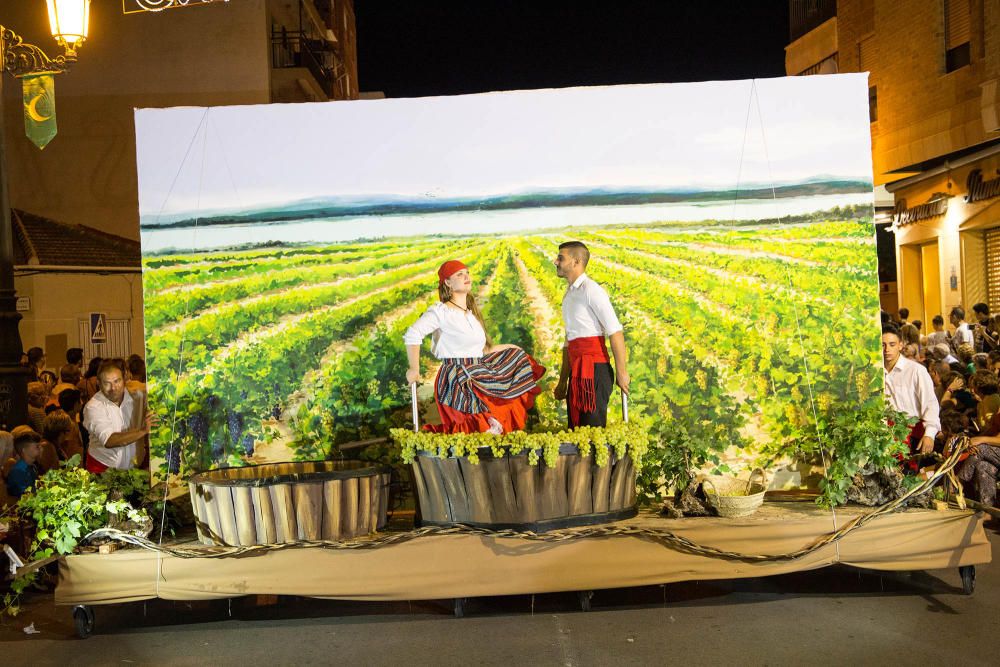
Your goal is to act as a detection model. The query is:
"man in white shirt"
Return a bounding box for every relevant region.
[883,327,939,457]
[82,361,154,473]
[554,241,629,427]
[950,306,974,351]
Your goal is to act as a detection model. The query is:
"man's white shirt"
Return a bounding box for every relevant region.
[562,273,623,342]
[884,355,941,440]
[83,390,139,469]
[954,322,974,348]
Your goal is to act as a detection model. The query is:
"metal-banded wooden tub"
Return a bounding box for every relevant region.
[188,461,391,546]
[411,444,638,531]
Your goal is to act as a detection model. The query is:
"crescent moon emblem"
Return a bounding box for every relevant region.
[27,93,52,123]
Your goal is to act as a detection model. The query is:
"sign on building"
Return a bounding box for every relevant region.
[90,313,108,343]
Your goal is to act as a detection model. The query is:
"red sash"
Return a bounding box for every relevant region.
[85,454,109,474]
[568,336,610,421]
[891,420,925,472]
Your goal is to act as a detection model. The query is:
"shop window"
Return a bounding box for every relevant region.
[944,0,971,73]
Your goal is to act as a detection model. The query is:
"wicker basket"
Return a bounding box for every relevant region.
[703,468,767,518]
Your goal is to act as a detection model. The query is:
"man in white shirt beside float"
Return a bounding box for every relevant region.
[553,241,629,428]
[82,361,155,473]
[883,326,939,458]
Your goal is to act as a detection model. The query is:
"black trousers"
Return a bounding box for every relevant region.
[568,362,615,428]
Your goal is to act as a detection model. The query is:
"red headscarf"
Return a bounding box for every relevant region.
[438,260,468,285]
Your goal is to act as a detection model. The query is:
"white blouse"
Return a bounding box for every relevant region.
[403,302,488,359]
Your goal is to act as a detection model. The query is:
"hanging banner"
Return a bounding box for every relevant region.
[22,74,58,150]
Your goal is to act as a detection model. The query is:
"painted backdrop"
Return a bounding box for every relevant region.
[135,75,879,486]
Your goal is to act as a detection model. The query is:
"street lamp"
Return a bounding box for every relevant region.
[0,0,91,429]
[46,0,92,56]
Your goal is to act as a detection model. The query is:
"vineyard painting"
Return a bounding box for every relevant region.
[136,76,879,488]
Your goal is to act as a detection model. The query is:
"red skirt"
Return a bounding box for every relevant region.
[427,349,545,434]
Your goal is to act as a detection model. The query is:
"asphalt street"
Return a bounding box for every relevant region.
[4,524,1000,666]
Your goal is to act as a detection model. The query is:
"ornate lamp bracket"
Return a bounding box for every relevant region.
[1,27,75,78]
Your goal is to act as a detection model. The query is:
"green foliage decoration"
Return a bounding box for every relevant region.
[2,457,151,617]
[808,400,914,508]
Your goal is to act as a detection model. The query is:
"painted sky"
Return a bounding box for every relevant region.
[134,75,873,219]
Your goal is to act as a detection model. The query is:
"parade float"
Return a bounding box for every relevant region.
[4,75,989,636]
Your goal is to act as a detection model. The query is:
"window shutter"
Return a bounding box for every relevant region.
[946,0,971,49]
[858,37,875,72]
[986,228,1000,308]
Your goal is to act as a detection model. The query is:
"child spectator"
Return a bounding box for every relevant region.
[6,431,42,499]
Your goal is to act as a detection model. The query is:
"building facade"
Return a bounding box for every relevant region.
[2,0,358,354]
[787,0,1000,330]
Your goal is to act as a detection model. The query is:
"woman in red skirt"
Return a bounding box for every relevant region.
[404,260,545,434]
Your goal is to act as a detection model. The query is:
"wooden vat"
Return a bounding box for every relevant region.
[412,444,638,531]
[188,461,391,546]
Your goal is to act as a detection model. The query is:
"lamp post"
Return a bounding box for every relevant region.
[0,1,90,429]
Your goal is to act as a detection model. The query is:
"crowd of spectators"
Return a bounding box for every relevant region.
[1,349,152,505]
[884,303,1000,509]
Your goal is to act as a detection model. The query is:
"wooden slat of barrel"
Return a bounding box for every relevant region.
[409,459,431,523]
[232,486,257,545]
[591,454,613,514]
[357,475,372,535]
[482,457,517,523]
[609,454,630,510]
[538,454,569,520]
[376,472,390,529]
[215,485,240,545]
[294,482,323,541]
[458,457,494,524]
[623,456,637,506]
[270,483,296,543]
[341,477,360,537]
[416,457,450,523]
[566,454,594,516]
[368,471,381,533]
[321,479,343,540]
[438,457,471,522]
[252,485,277,544]
[199,484,225,545]
[509,455,539,523]
[188,482,207,544]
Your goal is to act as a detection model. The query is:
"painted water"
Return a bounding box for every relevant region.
[140,192,871,253]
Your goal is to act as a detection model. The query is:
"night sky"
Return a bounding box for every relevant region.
[354,1,791,98]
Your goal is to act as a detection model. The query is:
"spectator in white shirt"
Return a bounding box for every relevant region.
[950,306,974,351]
[553,241,629,428]
[883,326,939,457]
[404,260,544,434]
[82,361,155,473]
